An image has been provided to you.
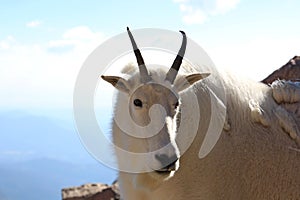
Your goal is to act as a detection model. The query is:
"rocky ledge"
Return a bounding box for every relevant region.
[62,182,120,200]
[262,56,300,84]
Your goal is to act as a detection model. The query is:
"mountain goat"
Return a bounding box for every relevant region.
[101,28,300,200]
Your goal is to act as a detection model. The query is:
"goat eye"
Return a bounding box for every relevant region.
[133,99,143,107]
[174,101,179,109]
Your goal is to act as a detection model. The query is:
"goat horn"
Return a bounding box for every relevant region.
[127,27,151,83]
[165,30,187,84]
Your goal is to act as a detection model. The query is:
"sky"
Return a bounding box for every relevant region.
[0,0,300,120]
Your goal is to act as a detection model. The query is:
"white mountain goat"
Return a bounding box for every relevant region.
[101,28,300,200]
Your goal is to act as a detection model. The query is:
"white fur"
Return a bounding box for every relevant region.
[103,63,300,200]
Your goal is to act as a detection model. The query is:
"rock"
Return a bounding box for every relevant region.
[62,182,120,200]
[262,56,300,84]
[262,56,300,137]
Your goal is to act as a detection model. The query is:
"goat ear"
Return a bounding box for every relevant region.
[101,75,130,93]
[176,73,210,91]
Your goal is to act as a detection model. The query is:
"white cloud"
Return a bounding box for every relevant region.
[174,0,240,24]
[0,35,16,49]
[182,8,207,24]
[48,26,104,50]
[63,26,101,40]
[26,20,42,28]
[0,26,106,116]
[213,0,240,15]
[203,36,300,81]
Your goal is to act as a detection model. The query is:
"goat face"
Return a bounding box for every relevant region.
[128,82,180,174]
[102,71,208,178]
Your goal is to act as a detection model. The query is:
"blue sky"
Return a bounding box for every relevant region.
[1,0,300,119]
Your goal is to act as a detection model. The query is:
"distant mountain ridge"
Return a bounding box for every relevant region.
[0,111,117,200]
[0,157,116,200]
[0,110,92,163]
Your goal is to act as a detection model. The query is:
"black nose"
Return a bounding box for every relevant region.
[155,154,178,173]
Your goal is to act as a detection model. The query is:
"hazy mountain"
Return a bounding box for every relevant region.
[0,110,117,200]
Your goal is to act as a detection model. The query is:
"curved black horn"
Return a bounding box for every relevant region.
[165,30,187,84]
[127,27,151,83]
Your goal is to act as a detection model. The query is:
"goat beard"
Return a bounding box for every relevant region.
[132,169,177,191]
